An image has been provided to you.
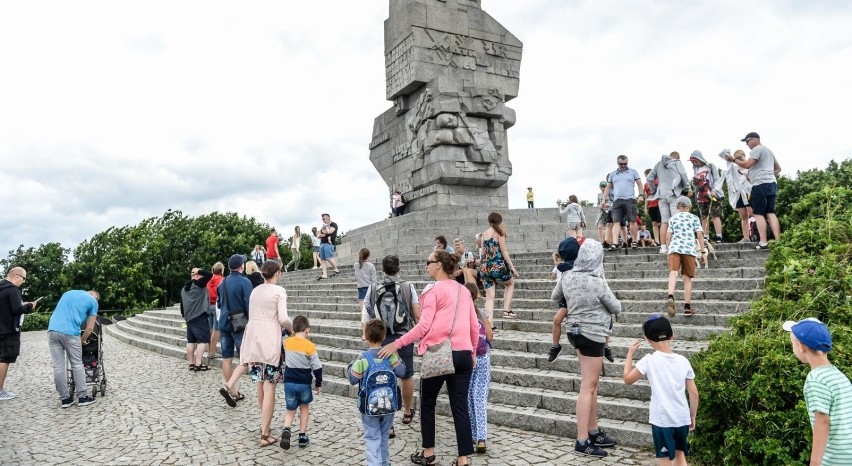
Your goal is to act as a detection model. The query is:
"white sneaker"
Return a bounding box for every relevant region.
[0,389,16,400]
[659,245,668,254]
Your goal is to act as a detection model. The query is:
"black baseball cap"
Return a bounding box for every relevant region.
[740,132,760,142]
[643,313,673,342]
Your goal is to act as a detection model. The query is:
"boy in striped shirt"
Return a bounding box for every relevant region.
[281,315,323,449]
[783,318,852,465]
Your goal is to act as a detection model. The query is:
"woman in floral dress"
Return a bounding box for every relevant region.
[479,212,519,321]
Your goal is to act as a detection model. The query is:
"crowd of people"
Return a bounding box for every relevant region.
[2,132,850,466]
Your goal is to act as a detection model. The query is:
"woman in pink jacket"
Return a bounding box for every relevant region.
[233,261,292,447]
[380,250,479,466]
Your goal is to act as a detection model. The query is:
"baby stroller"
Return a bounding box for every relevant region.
[68,316,117,398]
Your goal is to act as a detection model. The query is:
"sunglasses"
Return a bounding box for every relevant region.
[425,260,439,266]
[618,162,628,167]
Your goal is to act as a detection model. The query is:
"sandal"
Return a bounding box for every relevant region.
[188,364,197,371]
[502,309,517,319]
[332,270,340,276]
[402,408,416,425]
[316,276,327,281]
[219,385,236,408]
[389,426,396,439]
[193,364,210,371]
[234,392,245,402]
[475,439,487,454]
[260,434,278,447]
[410,450,436,465]
[450,460,470,466]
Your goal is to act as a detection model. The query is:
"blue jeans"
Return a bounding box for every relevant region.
[218,328,243,359]
[362,413,393,466]
[284,382,313,410]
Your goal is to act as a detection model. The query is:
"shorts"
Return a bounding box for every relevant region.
[610,199,637,223]
[566,221,581,231]
[250,362,284,384]
[697,201,723,219]
[735,196,749,209]
[596,211,608,226]
[0,333,21,363]
[186,315,211,344]
[284,382,314,410]
[357,287,369,300]
[218,328,244,359]
[659,197,678,223]
[312,246,320,253]
[566,333,605,357]
[750,182,777,216]
[480,262,512,289]
[383,333,414,379]
[652,425,690,460]
[319,243,335,260]
[648,206,662,223]
[668,253,696,278]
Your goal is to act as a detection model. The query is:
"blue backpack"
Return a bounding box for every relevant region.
[358,352,401,417]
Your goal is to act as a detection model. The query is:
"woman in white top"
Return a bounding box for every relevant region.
[285,226,301,272]
[310,227,321,269]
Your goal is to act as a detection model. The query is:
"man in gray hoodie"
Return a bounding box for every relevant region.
[647,151,692,254]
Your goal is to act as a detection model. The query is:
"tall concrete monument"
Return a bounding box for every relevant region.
[369,0,522,212]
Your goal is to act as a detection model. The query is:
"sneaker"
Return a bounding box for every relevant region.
[604,347,614,363]
[737,237,750,243]
[715,235,724,243]
[589,429,617,448]
[284,265,288,272]
[298,434,309,448]
[547,344,562,362]
[659,245,668,254]
[666,297,676,317]
[684,307,697,316]
[575,439,608,457]
[61,397,74,408]
[0,389,16,400]
[78,395,96,407]
[756,243,769,250]
[280,428,291,450]
[608,244,617,251]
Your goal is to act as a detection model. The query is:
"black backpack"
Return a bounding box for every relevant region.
[367,278,413,335]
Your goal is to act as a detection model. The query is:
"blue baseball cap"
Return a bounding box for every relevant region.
[783,318,832,352]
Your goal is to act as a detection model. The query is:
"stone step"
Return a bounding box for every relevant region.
[106,311,654,445]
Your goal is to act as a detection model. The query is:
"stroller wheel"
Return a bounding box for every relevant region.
[92,387,98,399]
[100,378,107,396]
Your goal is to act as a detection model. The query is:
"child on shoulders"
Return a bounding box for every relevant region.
[624,314,699,466]
[348,319,406,466]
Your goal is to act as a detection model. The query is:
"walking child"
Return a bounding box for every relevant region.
[665,197,705,317]
[347,319,406,466]
[783,318,852,465]
[624,314,699,466]
[281,316,323,449]
[464,283,493,454]
[560,194,586,238]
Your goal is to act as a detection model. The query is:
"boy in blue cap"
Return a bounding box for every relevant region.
[783,318,852,465]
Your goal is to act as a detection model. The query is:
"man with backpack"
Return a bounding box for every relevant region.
[360,255,421,432]
[347,319,407,465]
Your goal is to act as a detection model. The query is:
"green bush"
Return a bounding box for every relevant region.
[690,186,852,465]
[21,312,52,332]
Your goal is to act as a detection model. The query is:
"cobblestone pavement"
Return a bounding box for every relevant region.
[1,332,657,465]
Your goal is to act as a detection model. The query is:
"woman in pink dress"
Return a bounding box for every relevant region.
[236,261,293,447]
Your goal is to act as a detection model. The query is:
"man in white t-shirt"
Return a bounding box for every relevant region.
[623,314,699,466]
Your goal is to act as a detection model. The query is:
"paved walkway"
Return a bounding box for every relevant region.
[1,332,656,465]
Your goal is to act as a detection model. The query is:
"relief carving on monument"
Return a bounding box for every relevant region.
[370,0,522,211]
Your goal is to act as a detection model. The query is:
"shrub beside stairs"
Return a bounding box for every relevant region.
[105,242,767,446]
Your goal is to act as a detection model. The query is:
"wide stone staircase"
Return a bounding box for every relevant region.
[106,242,767,446]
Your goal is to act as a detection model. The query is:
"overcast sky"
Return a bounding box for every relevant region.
[2,1,850,259]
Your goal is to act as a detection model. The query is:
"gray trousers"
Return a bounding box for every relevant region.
[49,331,87,399]
[286,251,299,271]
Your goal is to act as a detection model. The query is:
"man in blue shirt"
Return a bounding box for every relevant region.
[48,289,99,408]
[216,254,253,405]
[601,155,644,250]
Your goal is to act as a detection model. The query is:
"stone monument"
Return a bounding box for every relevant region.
[369,0,522,212]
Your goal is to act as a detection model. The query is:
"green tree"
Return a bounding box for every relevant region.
[0,242,69,309]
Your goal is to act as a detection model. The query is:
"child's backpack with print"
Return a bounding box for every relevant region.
[475,319,490,356]
[358,352,401,416]
[368,278,413,336]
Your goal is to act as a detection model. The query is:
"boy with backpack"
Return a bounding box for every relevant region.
[624,314,699,465]
[361,255,421,432]
[348,319,407,466]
